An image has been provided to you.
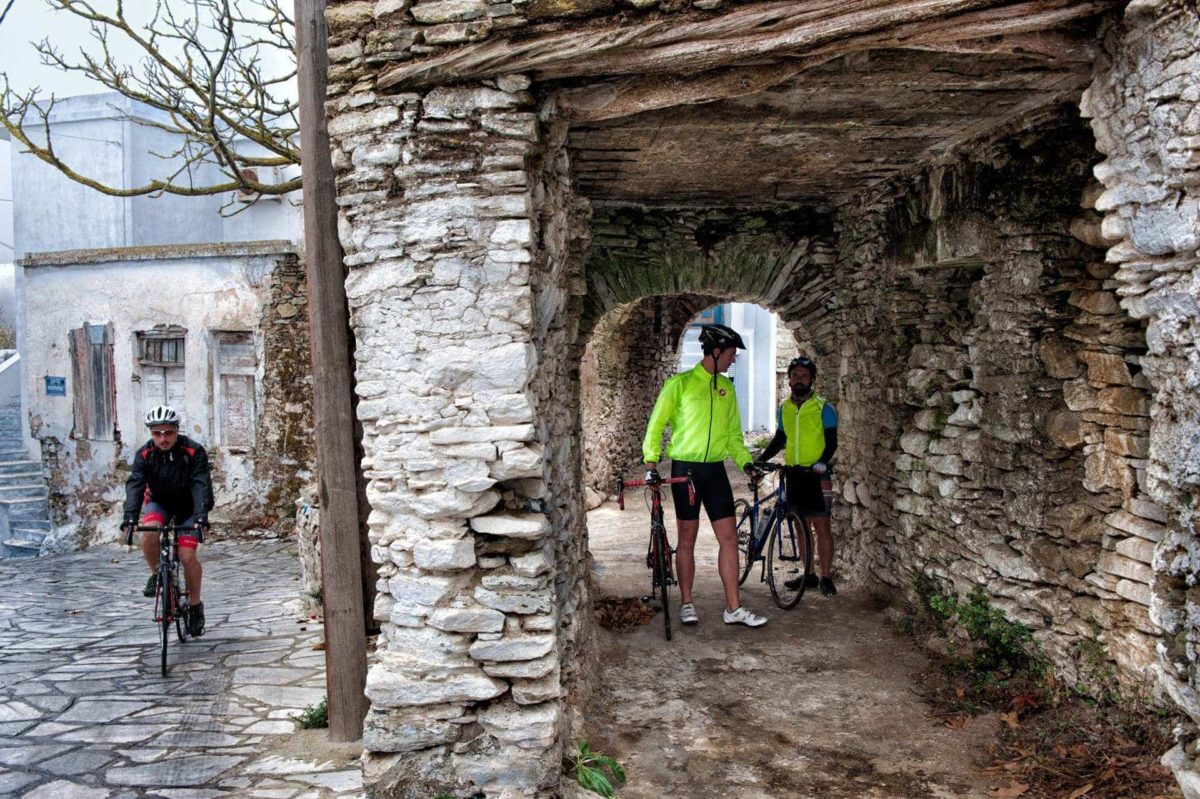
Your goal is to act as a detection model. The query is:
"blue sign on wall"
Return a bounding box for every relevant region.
[45,376,66,396]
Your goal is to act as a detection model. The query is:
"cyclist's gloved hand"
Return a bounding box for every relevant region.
[120,516,136,532]
[812,461,828,475]
[644,468,661,484]
[194,516,210,534]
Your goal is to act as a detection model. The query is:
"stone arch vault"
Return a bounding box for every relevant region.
[322,1,1200,795]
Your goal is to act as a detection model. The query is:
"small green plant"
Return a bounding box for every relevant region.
[294,697,328,729]
[565,740,626,798]
[914,576,1047,684]
[307,586,324,606]
[750,434,772,450]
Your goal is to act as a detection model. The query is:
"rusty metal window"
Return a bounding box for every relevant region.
[69,323,116,441]
[213,331,257,449]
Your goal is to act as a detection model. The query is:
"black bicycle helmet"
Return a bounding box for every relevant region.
[788,356,816,379]
[698,323,746,353]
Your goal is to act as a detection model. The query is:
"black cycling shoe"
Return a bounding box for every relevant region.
[142,574,158,597]
[820,577,838,596]
[187,603,205,637]
[784,573,821,591]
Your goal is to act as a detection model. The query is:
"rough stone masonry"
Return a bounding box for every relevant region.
[320,0,1200,795]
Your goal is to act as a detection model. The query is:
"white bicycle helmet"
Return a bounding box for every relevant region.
[145,405,181,427]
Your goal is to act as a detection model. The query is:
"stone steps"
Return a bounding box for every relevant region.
[0,406,51,559]
[1,538,41,558]
[0,460,41,476]
[3,496,51,520]
[0,484,48,500]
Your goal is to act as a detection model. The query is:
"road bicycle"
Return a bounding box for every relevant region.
[616,470,694,641]
[126,523,201,676]
[735,463,814,609]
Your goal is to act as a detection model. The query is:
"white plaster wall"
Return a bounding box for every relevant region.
[21,251,278,534]
[10,93,303,259]
[679,302,779,431]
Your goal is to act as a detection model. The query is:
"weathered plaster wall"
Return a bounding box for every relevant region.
[19,244,312,544]
[1082,5,1200,792]
[11,93,303,259]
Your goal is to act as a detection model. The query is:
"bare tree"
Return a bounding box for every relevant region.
[1,0,300,208]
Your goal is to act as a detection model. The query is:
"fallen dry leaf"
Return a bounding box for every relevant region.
[945,715,969,730]
[991,781,1029,798]
[1010,694,1040,713]
[313,642,326,651]
[998,711,1021,730]
[1063,783,1093,799]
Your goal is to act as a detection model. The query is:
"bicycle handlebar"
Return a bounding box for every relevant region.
[125,524,205,546]
[749,462,820,474]
[615,473,693,510]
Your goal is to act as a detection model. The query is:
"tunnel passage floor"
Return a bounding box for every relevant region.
[0,540,362,799]
[585,481,1002,799]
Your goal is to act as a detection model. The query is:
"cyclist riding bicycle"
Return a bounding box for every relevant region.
[756,355,839,596]
[642,322,768,628]
[120,405,214,636]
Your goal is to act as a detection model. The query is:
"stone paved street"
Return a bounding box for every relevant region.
[0,541,364,798]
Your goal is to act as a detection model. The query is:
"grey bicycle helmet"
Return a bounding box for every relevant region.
[788,356,816,379]
[698,323,746,353]
[145,405,181,427]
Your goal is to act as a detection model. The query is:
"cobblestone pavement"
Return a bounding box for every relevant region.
[0,540,364,799]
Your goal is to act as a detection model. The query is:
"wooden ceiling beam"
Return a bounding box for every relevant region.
[377,0,1113,91]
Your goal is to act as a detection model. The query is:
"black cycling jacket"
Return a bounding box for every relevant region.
[122,435,215,521]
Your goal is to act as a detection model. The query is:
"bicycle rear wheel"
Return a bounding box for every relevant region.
[158,567,172,676]
[651,523,672,641]
[734,499,755,586]
[767,511,813,610]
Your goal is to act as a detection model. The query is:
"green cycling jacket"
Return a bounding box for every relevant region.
[642,363,753,469]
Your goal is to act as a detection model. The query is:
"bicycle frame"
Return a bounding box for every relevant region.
[615,471,695,641]
[739,464,817,608]
[128,523,200,676]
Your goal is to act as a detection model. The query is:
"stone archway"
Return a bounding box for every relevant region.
[322,1,1199,795]
[579,293,718,492]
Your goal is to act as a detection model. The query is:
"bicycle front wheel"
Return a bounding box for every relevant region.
[159,567,172,676]
[734,499,755,586]
[767,512,813,610]
[174,566,189,643]
[651,524,673,641]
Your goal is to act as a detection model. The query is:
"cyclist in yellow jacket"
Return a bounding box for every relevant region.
[757,356,839,596]
[642,323,768,628]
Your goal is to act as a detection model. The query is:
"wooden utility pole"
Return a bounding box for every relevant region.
[294,0,369,741]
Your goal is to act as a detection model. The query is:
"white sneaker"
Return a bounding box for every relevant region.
[723,606,767,627]
[679,602,699,625]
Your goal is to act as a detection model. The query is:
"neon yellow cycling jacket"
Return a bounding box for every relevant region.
[642,363,753,469]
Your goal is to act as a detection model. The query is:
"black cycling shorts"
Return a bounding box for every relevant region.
[785,468,833,518]
[670,460,736,522]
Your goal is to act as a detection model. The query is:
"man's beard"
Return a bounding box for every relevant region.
[791,385,812,401]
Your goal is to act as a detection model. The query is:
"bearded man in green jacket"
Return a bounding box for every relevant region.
[642,323,768,629]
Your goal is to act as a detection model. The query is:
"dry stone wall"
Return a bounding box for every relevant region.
[832,118,1164,690]
[252,253,317,532]
[1083,5,1200,792]
[325,36,590,789]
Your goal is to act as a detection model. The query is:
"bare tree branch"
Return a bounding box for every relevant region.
[0,0,299,206]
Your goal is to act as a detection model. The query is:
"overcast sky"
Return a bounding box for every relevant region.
[2,0,133,261]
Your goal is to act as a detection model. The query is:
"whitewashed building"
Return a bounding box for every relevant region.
[9,93,311,552]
